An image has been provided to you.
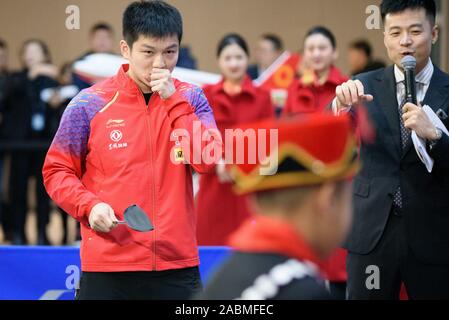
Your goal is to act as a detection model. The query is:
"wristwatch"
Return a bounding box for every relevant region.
[428,128,443,150]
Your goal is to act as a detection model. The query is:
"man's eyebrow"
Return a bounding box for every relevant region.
[164,44,179,50]
[388,23,423,30]
[140,44,178,50]
[387,26,400,31]
[409,23,424,29]
[141,44,156,50]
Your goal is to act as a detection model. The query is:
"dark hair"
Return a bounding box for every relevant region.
[20,39,52,64]
[90,22,114,35]
[381,0,437,25]
[305,26,336,49]
[0,39,7,50]
[261,34,283,51]
[123,0,183,48]
[349,39,372,58]
[217,33,249,58]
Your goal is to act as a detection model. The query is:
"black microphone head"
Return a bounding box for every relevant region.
[401,55,416,70]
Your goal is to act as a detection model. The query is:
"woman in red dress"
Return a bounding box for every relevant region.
[196,34,274,245]
[283,26,350,299]
[283,26,348,116]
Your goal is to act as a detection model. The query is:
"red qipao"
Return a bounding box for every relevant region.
[283,66,350,283]
[283,65,348,115]
[195,76,275,245]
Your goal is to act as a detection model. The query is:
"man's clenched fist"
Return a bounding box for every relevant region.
[150,68,176,100]
[335,79,374,110]
[89,203,119,233]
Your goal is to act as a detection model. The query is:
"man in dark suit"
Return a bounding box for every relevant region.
[334,0,449,299]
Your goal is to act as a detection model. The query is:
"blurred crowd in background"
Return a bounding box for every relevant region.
[0,22,386,246]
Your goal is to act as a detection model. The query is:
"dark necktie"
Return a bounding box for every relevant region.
[393,82,411,209]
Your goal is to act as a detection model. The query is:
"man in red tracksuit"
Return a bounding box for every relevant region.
[43,1,221,300]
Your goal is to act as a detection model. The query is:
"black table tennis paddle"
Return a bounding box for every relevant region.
[115,204,154,232]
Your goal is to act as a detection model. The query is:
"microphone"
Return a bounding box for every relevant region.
[400,55,417,105]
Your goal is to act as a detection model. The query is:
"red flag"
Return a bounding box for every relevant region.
[254,52,301,108]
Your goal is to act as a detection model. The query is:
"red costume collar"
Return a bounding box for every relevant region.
[228,215,325,272]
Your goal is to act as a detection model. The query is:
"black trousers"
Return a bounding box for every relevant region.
[8,150,50,243]
[76,267,203,300]
[347,208,449,300]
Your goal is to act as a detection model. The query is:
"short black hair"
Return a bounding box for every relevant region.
[304,26,337,49]
[90,22,114,35]
[216,33,249,58]
[381,0,437,25]
[0,39,7,49]
[261,34,283,51]
[123,0,183,48]
[349,39,372,58]
[20,39,52,64]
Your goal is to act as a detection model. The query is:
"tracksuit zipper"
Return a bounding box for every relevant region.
[140,92,157,271]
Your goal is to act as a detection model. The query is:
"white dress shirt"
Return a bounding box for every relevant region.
[394,58,434,106]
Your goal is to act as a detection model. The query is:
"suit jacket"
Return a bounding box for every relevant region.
[345,65,449,265]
